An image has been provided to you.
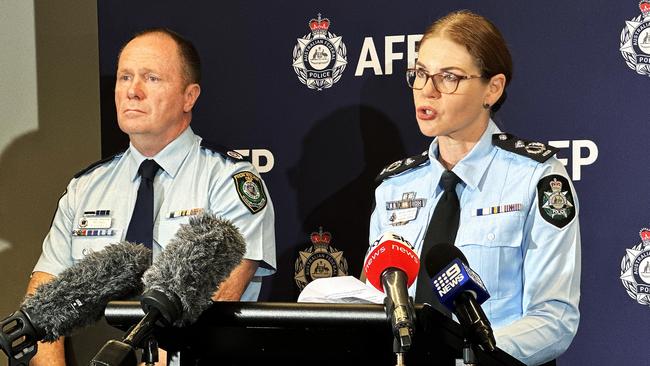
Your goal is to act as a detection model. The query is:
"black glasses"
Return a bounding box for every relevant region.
[406,68,484,94]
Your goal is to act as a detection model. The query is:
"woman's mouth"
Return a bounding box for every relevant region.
[416,106,437,120]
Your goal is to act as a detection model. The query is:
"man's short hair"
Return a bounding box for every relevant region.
[117,27,201,85]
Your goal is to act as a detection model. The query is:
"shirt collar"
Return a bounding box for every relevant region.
[127,127,196,181]
[428,119,501,190]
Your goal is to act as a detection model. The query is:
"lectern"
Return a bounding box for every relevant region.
[103,301,524,366]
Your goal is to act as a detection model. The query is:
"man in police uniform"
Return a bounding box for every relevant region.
[27,28,276,365]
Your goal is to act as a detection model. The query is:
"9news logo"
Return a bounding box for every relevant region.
[433,261,465,297]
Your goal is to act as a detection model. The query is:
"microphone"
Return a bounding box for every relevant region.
[0,242,151,366]
[425,243,496,352]
[141,211,247,326]
[363,232,420,350]
[91,212,246,365]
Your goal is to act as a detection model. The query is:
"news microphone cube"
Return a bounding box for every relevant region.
[432,258,490,312]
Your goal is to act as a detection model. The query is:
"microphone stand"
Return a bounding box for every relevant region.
[392,337,407,366]
[90,309,160,366]
[142,336,159,366]
[462,339,477,366]
[91,290,180,366]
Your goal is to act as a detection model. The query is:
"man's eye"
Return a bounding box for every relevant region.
[119,75,132,81]
[147,75,160,82]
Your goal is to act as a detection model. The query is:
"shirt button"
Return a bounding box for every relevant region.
[487,233,495,241]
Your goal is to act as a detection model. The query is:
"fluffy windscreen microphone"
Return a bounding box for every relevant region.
[1,242,151,365]
[91,213,246,365]
[141,212,246,327]
[21,242,152,341]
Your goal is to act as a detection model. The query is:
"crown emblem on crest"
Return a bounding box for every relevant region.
[309,14,330,36]
[639,228,650,245]
[549,178,563,192]
[295,226,349,290]
[640,0,650,17]
[310,227,332,248]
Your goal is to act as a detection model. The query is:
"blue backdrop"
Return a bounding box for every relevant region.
[97,1,650,364]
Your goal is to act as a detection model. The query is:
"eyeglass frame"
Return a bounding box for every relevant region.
[406,68,486,94]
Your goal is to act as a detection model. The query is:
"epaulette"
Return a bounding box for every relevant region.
[492,133,558,163]
[200,139,250,162]
[375,151,429,182]
[73,153,121,179]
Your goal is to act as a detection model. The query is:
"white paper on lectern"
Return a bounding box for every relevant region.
[297,276,386,304]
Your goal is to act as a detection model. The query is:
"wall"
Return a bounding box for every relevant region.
[0,1,102,365]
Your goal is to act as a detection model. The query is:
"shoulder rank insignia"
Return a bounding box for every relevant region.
[492,133,558,163]
[200,140,249,162]
[375,151,429,182]
[537,174,575,228]
[233,171,267,214]
[73,153,122,178]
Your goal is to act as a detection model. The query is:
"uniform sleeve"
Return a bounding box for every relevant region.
[209,162,276,277]
[493,161,581,365]
[33,180,78,276]
[368,187,384,249]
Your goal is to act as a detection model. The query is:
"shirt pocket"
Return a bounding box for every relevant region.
[155,216,188,250]
[455,214,523,300]
[71,229,123,263]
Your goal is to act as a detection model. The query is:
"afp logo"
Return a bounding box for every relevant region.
[619,0,650,77]
[620,227,650,308]
[292,14,348,90]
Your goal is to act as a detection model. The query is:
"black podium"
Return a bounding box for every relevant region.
[104,301,524,366]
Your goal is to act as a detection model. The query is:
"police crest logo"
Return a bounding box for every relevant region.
[232,171,267,214]
[292,14,348,90]
[294,227,348,291]
[537,175,575,228]
[620,228,650,307]
[619,0,650,77]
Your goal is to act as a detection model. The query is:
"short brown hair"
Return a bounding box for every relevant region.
[422,10,512,112]
[117,27,201,85]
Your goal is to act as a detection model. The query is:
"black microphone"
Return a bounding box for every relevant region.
[425,243,496,352]
[0,242,151,366]
[91,212,246,365]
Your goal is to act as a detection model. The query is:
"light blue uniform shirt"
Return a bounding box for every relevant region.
[35,127,276,301]
[369,120,580,365]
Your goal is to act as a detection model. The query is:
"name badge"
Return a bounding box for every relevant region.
[79,217,112,229]
[388,207,418,226]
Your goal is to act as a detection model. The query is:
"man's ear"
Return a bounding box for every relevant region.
[183,83,201,112]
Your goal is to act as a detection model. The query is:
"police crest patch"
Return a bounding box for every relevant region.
[292,14,348,91]
[537,175,575,228]
[232,171,267,214]
[294,227,348,291]
[619,0,650,77]
[620,228,650,307]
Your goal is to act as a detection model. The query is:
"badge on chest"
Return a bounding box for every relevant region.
[73,209,115,236]
[385,192,426,226]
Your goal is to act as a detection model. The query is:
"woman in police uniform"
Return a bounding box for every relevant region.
[369,10,580,366]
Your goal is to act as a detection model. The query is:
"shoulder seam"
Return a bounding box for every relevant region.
[200,139,250,163]
[375,151,429,183]
[73,153,122,179]
[492,132,558,163]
